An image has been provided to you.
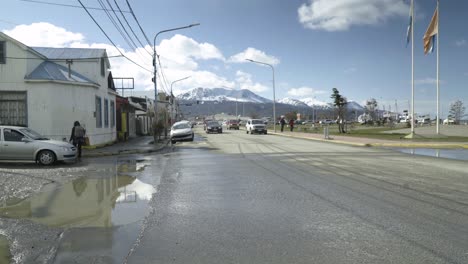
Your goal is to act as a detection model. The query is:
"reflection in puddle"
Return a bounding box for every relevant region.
[393,148,468,161]
[0,166,155,228]
[0,234,11,264]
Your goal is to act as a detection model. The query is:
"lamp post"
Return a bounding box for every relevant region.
[152,23,200,135]
[246,59,276,132]
[170,76,191,123]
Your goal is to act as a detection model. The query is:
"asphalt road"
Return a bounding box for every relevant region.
[125,127,468,264]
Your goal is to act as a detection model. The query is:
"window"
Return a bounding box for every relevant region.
[4,129,25,142]
[110,101,115,127]
[0,41,5,64]
[104,99,109,127]
[100,58,105,77]
[95,96,102,128]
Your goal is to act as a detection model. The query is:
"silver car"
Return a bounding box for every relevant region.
[0,126,77,165]
[170,121,194,144]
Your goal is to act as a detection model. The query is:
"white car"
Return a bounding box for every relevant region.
[0,126,77,165]
[246,119,267,135]
[170,121,194,144]
[443,119,455,125]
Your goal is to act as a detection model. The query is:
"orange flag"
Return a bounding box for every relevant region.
[423,7,438,54]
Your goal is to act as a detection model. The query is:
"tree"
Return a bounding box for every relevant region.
[285,111,297,121]
[330,88,348,133]
[365,98,378,122]
[449,100,466,124]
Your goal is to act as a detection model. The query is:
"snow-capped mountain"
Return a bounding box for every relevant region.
[277,98,309,107]
[177,87,271,103]
[301,98,329,108]
[346,100,365,111]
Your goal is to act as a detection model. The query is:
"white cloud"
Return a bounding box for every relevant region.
[344,67,357,74]
[229,47,280,65]
[2,23,233,97]
[235,70,269,93]
[298,0,409,31]
[415,78,445,85]
[287,86,326,97]
[3,22,85,47]
[455,39,467,47]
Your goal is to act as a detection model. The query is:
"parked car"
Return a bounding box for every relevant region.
[206,121,223,134]
[301,120,314,125]
[246,119,267,134]
[0,126,77,165]
[443,118,455,125]
[319,119,334,125]
[170,121,194,144]
[226,120,239,130]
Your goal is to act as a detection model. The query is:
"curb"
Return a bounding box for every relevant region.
[269,132,468,149]
[82,140,170,158]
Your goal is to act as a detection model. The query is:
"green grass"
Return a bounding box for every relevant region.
[267,124,468,142]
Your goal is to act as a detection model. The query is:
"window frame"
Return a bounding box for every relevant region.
[95,96,102,128]
[110,100,115,127]
[104,99,109,127]
[0,41,6,64]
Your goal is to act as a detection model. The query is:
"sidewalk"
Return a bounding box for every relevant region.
[82,136,170,157]
[269,130,468,149]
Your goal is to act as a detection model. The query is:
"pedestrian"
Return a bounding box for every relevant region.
[280,117,286,132]
[289,119,295,132]
[70,121,86,158]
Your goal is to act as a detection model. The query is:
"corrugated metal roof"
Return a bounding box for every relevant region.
[25,61,98,86]
[31,47,106,59]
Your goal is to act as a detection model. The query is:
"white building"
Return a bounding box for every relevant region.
[0,32,117,145]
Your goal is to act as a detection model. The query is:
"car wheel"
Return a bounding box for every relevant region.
[171,140,176,144]
[264,131,268,135]
[190,134,194,141]
[37,150,56,166]
[246,130,249,134]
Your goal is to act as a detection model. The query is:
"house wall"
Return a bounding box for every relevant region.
[0,36,117,145]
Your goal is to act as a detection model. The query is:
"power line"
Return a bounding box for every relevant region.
[96,0,136,51]
[125,0,153,48]
[113,0,153,56]
[17,0,131,12]
[5,55,124,61]
[77,0,151,73]
[97,0,151,67]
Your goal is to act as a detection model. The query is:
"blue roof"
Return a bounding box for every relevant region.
[31,47,106,60]
[25,61,98,86]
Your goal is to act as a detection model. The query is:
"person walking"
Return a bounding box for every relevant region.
[280,117,286,132]
[289,119,295,132]
[70,121,86,158]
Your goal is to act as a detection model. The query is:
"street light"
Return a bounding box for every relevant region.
[246,58,276,132]
[170,76,190,123]
[152,23,200,125]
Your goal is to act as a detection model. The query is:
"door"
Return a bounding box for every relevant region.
[1,128,36,160]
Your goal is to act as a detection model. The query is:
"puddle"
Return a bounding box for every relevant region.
[0,235,11,264]
[0,174,155,228]
[392,148,468,161]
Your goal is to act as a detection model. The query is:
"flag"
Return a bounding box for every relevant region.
[423,6,438,54]
[406,0,413,46]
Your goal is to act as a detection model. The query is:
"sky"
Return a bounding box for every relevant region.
[1,0,467,117]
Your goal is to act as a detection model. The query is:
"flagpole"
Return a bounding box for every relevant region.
[411,0,415,136]
[436,0,440,134]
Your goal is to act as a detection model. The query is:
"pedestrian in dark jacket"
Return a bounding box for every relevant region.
[70,121,86,158]
[289,119,295,132]
[280,117,286,132]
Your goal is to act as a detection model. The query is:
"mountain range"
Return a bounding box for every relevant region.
[177,87,365,111]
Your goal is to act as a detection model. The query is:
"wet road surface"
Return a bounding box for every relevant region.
[1,128,468,263]
[125,128,468,264]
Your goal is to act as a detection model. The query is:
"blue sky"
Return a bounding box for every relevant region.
[2,0,467,117]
